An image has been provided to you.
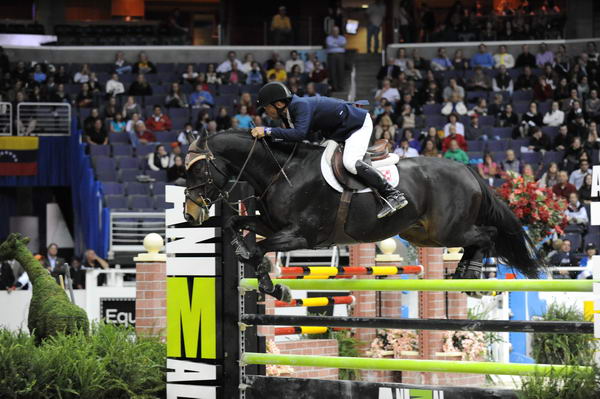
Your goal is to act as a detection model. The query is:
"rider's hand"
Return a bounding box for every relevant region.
[251,127,266,139]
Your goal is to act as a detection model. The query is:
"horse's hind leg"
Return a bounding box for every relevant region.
[451,226,497,279]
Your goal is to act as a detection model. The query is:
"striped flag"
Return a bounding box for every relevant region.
[0,137,39,176]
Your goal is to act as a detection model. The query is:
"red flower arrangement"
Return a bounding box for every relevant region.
[497,176,568,245]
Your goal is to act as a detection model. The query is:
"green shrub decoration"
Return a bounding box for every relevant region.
[0,323,166,399]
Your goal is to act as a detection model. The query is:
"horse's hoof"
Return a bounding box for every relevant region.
[257,256,273,274]
[273,284,292,303]
[231,236,251,260]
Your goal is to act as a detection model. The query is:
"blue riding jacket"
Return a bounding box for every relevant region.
[265,95,368,142]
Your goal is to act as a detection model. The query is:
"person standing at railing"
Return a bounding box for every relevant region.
[549,239,578,279]
[271,6,293,45]
[366,0,385,54]
[325,26,346,92]
[82,249,109,287]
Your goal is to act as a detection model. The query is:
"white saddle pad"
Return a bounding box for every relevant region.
[320,140,400,194]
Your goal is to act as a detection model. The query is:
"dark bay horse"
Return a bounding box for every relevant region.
[184,129,542,301]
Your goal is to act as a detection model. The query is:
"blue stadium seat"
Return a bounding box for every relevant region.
[422,103,443,115]
[543,151,565,165]
[125,182,151,196]
[109,133,130,144]
[105,195,127,209]
[92,155,115,170]
[147,169,167,181]
[89,145,110,157]
[214,95,236,108]
[168,108,189,119]
[117,157,138,170]
[521,152,542,165]
[425,115,446,128]
[101,182,124,195]
[154,131,178,142]
[479,115,494,127]
[219,84,241,96]
[512,90,533,102]
[136,144,157,157]
[156,63,177,74]
[492,151,506,163]
[541,126,559,139]
[152,181,166,196]
[492,127,513,139]
[467,140,485,152]
[96,168,118,182]
[584,233,600,249]
[112,144,133,157]
[128,195,154,210]
[486,140,509,152]
[119,168,140,182]
[153,195,167,210]
[513,102,529,114]
[241,84,261,94]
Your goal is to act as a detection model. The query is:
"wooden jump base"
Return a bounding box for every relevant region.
[278,265,424,277]
[242,314,595,334]
[241,353,591,377]
[274,295,355,308]
[241,278,597,292]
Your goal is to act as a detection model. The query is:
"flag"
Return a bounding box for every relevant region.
[0,137,39,176]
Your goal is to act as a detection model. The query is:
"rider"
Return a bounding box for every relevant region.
[251,81,407,218]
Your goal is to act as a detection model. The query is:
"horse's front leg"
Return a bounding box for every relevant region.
[225,215,273,261]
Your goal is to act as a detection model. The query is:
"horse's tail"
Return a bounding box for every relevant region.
[466,167,543,278]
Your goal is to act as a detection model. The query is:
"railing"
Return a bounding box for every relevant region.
[108,212,164,259]
[0,102,11,135]
[16,102,71,136]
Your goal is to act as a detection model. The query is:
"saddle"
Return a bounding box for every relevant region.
[331,139,393,191]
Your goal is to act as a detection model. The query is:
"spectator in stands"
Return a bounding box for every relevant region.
[479,21,496,42]
[102,97,119,119]
[554,77,570,101]
[53,65,69,84]
[403,129,420,151]
[543,100,565,126]
[73,64,91,84]
[189,83,214,109]
[441,93,467,116]
[394,48,409,71]
[443,113,465,137]
[148,144,169,171]
[430,48,453,71]
[134,121,156,144]
[177,123,197,145]
[271,6,293,45]
[244,61,265,85]
[165,82,188,109]
[288,64,303,81]
[567,112,587,140]
[470,44,494,69]
[478,152,500,182]
[239,53,254,74]
[553,124,572,151]
[410,49,428,70]
[443,138,469,164]
[585,89,600,120]
[538,162,560,188]
[577,76,591,99]
[32,63,46,84]
[549,239,577,277]
[569,159,591,189]
[82,249,110,286]
[541,63,559,89]
[68,257,85,289]
[404,60,422,81]
[49,83,70,103]
[304,52,318,74]
[527,126,551,152]
[167,154,186,186]
[394,137,419,158]
[488,93,505,117]
[215,107,231,131]
[110,112,126,134]
[88,72,101,95]
[584,122,600,152]
[442,124,467,150]
[398,104,416,130]
[41,243,65,284]
[565,191,589,231]
[234,105,253,128]
[492,65,513,94]
[223,61,246,85]
[303,82,320,98]
[126,112,141,134]
[468,98,488,117]
[122,96,141,120]
[467,67,492,91]
[518,101,543,138]
[578,173,593,204]
[523,163,537,182]
[266,61,287,83]
[493,45,515,69]
[76,83,93,108]
[501,149,520,176]
[533,75,554,102]
[374,114,396,141]
[515,66,536,91]
[420,126,442,151]
[466,114,485,140]
[113,51,132,74]
[553,170,577,199]
[236,92,256,115]
[129,74,153,96]
[377,58,400,84]
[182,64,198,85]
[106,73,125,97]
[366,0,385,53]
[264,52,281,71]
[421,79,441,105]
[146,105,172,132]
[451,49,469,70]
[326,25,346,92]
[375,78,400,104]
[85,119,107,145]
[536,43,554,68]
[577,243,596,279]
[132,52,156,74]
[206,63,222,84]
[421,139,441,157]
[285,50,304,73]
[442,78,464,102]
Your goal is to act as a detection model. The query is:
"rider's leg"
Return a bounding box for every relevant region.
[342,114,407,218]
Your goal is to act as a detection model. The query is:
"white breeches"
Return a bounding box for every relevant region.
[342,113,373,175]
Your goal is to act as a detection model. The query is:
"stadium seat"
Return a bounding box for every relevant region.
[147,170,167,181]
[486,140,508,152]
[425,115,446,128]
[92,156,116,170]
[153,195,167,210]
[543,151,565,165]
[136,144,157,157]
[101,182,124,195]
[584,233,600,249]
[112,144,133,157]
[117,157,138,170]
[521,152,542,165]
[219,84,241,96]
[152,181,166,196]
[513,102,529,114]
[241,84,261,94]
[109,133,130,144]
[105,195,128,209]
[512,90,533,102]
[422,103,443,115]
[541,126,559,139]
[154,131,178,142]
[128,195,154,210]
[168,108,189,119]
[492,127,513,139]
[119,168,140,182]
[125,182,151,196]
[89,145,110,157]
[479,115,494,127]
[467,140,485,152]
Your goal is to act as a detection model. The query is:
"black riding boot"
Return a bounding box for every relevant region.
[355,160,408,218]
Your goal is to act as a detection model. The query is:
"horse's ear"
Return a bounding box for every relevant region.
[186,131,197,147]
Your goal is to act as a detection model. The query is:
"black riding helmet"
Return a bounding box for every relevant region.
[256,81,293,112]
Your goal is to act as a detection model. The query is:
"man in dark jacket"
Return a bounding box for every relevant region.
[251,82,407,218]
[377,58,401,82]
[515,44,537,68]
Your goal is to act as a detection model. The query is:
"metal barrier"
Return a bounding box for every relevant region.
[108,211,164,259]
[0,102,11,135]
[16,102,71,136]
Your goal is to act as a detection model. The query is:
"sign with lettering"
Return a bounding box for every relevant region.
[100,298,135,327]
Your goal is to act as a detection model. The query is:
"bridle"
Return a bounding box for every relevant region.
[184,136,259,213]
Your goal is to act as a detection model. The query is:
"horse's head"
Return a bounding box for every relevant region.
[184,137,230,225]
